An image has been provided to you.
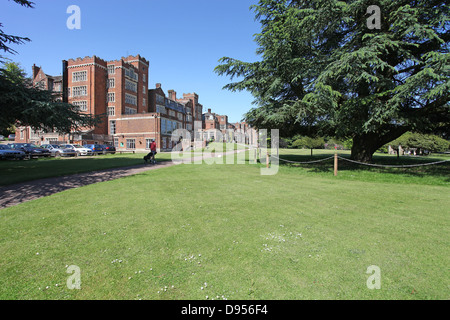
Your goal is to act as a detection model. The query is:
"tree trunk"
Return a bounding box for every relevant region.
[351,136,377,163]
[351,128,409,163]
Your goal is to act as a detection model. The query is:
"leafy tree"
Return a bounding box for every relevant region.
[388,132,449,154]
[215,0,450,162]
[0,0,33,57]
[0,61,100,134]
[292,136,325,156]
[0,1,100,134]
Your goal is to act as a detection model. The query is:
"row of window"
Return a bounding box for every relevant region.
[73,71,87,82]
[72,100,88,111]
[116,138,175,150]
[125,93,137,106]
[73,67,146,83]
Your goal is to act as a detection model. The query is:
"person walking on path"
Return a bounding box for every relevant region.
[149,139,157,164]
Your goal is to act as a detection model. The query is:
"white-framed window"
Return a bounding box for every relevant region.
[169,110,175,117]
[114,137,119,148]
[72,86,87,97]
[126,139,135,149]
[146,139,152,149]
[143,98,146,107]
[110,120,116,135]
[143,74,146,83]
[108,106,115,116]
[108,92,115,103]
[125,93,137,106]
[143,85,146,93]
[72,71,87,82]
[125,79,137,93]
[108,65,115,75]
[177,113,183,121]
[72,100,88,111]
[107,78,115,89]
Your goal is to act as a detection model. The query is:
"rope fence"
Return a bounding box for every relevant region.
[271,155,335,164]
[267,152,450,176]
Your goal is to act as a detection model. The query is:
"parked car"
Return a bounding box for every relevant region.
[8,143,51,159]
[0,135,5,141]
[83,144,106,155]
[0,144,26,160]
[60,144,94,156]
[8,134,15,141]
[101,144,116,154]
[41,144,78,157]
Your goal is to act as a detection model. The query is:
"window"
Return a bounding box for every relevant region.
[114,137,119,147]
[72,86,87,97]
[110,120,116,135]
[169,110,175,117]
[143,74,146,83]
[143,98,146,107]
[146,139,152,149]
[108,106,115,116]
[156,105,166,114]
[125,107,137,115]
[125,68,138,81]
[125,93,137,106]
[108,92,115,103]
[125,80,137,92]
[72,100,88,111]
[72,71,87,82]
[156,95,165,104]
[126,139,135,149]
[143,85,146,93]
[107,78,115,88]
[108,65,115,75]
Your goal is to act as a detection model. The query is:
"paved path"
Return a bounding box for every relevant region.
[0,150,245,210]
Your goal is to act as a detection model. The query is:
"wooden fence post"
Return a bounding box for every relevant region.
[334,152,338,176]
[266,152,270,168]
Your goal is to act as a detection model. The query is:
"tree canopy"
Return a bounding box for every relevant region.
[388,132,449,153]
[215,0,450,162]
[0,0,100,134]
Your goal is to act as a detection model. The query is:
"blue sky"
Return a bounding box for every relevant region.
[0,0,261,123]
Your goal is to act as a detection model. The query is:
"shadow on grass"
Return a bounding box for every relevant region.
[0,155,167,187]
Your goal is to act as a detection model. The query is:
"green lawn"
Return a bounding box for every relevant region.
[1,147,448,187]
[0,153,172,186]
[0,161,448,299]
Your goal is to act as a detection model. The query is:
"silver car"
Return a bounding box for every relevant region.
[41,144,78,157]
[0,144,26,160]
[60,144,94,156]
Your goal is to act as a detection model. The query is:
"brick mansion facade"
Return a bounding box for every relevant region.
[15,54,258,152]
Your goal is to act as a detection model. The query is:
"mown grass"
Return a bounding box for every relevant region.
[0,162,448,300]
[274,149,450,186]
[0,153,173,186]
[1,147,448,187]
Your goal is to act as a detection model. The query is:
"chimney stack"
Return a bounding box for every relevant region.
[168,90,177,100]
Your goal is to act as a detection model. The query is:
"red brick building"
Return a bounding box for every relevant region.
[16,54,255,151]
